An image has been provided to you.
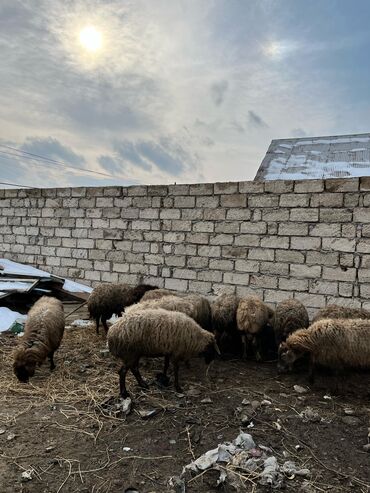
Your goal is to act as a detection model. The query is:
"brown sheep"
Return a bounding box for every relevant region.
[127,294,212,332]
[87,283,157,333]
[278,318,370,383]
[274,299,309,345]
[108,308,218,397]
[312,304,370,323]
[13,296,65,383]
[236,295,275,360]
[211,293,242,356]
[140,288,178,302]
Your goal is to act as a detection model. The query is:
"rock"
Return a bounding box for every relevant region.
[344,408,355,415]
[251,400,260,410]
[21,470,33,482]
[122,447,132,452]
[261,400,272,406]
[0,428,5,435]
[323,395,332,400]
[300,407,321,423]
[169,439,176,445]
[242,399,250,405]
[294,385,308,394]
[342,416,360,426]
[187,388,201,398]
[241,414,252,425]
[168,476,185,493]
[363,444,370,452]
[7,433,16,441]
[45,446,55,453]
[201,397,212,404]
[119,397,132,415]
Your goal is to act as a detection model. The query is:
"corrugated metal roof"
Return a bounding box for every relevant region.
[255,133,370,181]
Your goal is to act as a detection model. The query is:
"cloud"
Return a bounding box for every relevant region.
[210,80,229,106]
[98,155,125,174]
[291,128,308,137]
[112,137,197,177]
[248,110,269,128]
[114,141,152,171]
[21,137,86,166]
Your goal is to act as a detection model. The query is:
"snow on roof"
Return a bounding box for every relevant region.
[0,259,92,294]
[255,133,370,181]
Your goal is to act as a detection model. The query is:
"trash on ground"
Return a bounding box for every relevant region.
[21,470,33,482]
[182,431,310,489]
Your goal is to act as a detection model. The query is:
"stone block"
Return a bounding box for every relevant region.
[290,237,321,250]
[280,194,310,207]
[196,196,220,208]
[322,237,356,252]
[290,264,321,279]
[174,196,196,208]
[214,182,238,194]
[322,267,356,281]
[210,234,234,245]
[223,272,250,285]
[235,235,260,247]
[306,251,339,266]
[221,194,247,208]
[325,178,359,192]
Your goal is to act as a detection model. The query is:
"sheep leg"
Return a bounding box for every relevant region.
[95,317,100,335]
[156,355,171,387]
[48,352,56,371]
[241,334,248,359]
[131,360,149,390]
[102,316,109,334]
[173,361,183,394]
[308,357,315,384]
[118,365,129,398]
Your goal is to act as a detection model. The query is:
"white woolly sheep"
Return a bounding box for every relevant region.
[13,296,65,382]
[108,308,218,397]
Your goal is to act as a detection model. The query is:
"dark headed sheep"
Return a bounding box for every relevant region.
[87,283,157,333]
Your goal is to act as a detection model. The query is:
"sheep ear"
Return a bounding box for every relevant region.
[214,342,221,355]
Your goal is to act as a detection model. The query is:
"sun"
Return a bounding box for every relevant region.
[79,26,102,52]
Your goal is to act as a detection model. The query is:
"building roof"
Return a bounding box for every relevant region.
[255,133,370,181]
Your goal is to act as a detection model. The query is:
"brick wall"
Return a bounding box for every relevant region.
[1,177,370,316]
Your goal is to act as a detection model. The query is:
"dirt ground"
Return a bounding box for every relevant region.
[0,304,369,493]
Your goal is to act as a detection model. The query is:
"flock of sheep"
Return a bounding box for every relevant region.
[12,283,370,398]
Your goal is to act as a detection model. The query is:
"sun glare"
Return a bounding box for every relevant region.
[79,26,102,52]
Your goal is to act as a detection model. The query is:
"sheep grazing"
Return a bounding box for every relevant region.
[312,304,370,323]
[13,296,65,383]
[108,308,218,397]
[140,288,178,302]
[87,283,157,334]
[211,293,242,356]
[277,318,370,382]
[127,294,212,332]
[236,295,275,360]
[274,299,309,346]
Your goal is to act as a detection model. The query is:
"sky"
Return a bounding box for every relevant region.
[0,0,370,188]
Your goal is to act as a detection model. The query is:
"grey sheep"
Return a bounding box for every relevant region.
[274,299,309,345]
[127,294,212,332]
[108,308,218,397]
[278,318,370,383]
[13,296,65,382]
[87,283,157,333]
[236,295,275,359]
[312,304,370,323]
